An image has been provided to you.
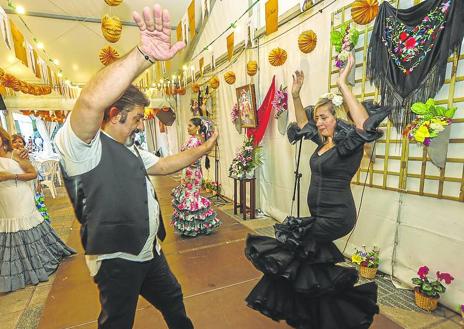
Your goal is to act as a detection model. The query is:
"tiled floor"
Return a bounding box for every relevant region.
[0,178,462,329]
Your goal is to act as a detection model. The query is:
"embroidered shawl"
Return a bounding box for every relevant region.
[367,0,464,131]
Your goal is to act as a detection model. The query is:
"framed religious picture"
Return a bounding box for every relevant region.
[236,84,257,128]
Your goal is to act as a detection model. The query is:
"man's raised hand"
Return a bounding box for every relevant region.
[133,4,186,61]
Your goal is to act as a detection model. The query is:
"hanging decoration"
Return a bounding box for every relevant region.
[0,68,52,96]
[99,45,120,66]
[176,86,186,95]
[351,0,379,25]
[298,30,317,54]
[265,0,278,36]
[268,47,288,66]
[247,60,258,76]
[246,76,276,146]
[191,83,200,93]
[224,71,236,85]
[403,99,456,168]
[273,85,289,135]
[367,0,464,131]
[20,110,67,123]
[227,32,235,61]
[104,0,123,5]
[209,76,220,89]
[331,23,360,69]
[101,15,123,43]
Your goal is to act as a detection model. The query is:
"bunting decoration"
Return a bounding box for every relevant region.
[0,68,52,96]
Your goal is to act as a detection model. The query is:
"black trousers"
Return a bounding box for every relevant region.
[93,251,194,329]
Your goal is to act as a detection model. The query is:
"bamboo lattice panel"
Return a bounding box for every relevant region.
[329,0,464,202]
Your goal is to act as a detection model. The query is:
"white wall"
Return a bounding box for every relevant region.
[177,0,464,310]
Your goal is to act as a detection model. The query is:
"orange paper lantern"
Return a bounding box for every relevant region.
[191,83,200,93]
[351,0,379,25]
[224,71,236,84]
[268,48,287,66]
[101,15,122,43]
[247,60,258,76]
[209,76,220,89]
[298,30,317,54]
[99,45,120,66]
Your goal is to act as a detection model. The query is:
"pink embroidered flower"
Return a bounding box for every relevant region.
[405,37,416,49]
[417,266,429,280]
[186,183,192,189]
[399,32,408,41]
[185,192,190,198]
[186,170,192,177]
[436,271,454,284]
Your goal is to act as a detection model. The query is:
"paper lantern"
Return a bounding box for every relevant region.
[268,48,287,66]
[191,83,200,93]
[176,87,186,95]
[209,76,220,89]
[351,0,379,25]
[99,45,120,66]
[224,71,236,85]
[101,15,122,43]
[247,60,258,76]
[298,30,317,54]
[104,0,123,6]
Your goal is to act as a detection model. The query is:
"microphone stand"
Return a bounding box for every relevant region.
[211,138,228,205]
[291,139,303,217]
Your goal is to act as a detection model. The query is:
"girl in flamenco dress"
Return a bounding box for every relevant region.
[171,117,221,237]
[245,53,391,328]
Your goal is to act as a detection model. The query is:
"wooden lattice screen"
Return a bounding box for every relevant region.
[328,0,464,202]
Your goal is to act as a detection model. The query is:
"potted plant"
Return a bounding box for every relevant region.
[351,245,380,279]
[210,181,222,195]
[228,136,263,179]
[412,266,454,311]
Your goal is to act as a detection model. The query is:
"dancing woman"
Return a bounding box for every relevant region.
[171,117,221,237]
[244,54,391,328]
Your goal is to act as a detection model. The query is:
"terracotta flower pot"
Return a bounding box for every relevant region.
[359,265,377,279]
[414,288,439,311]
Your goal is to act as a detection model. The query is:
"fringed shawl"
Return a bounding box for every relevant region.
[367,0,464,131]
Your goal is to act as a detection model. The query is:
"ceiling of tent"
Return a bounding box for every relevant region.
[1,0,190,86]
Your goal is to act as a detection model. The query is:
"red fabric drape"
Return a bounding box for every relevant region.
[246,76,276,145]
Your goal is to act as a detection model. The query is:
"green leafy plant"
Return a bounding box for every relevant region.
[404,99,456,145]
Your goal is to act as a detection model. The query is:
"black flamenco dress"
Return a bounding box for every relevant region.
[245,101,391,329]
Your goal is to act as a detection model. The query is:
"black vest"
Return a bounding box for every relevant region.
[61,132,166,255]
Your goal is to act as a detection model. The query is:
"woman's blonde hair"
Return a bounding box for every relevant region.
[0,126,13,152]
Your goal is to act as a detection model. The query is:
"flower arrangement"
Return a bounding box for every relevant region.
[272,85,288,119]
[319,92,344,107]
[330,23,360,68]
[231,103,239,124]
[352,245,380,268]
[404,99,456,146]
[229,136,263,178]
[412,266,454,298]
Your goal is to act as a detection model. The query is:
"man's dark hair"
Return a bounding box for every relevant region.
[103,85,149,123]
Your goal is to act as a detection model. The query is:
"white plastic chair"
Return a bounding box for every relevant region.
[39,160,59,198]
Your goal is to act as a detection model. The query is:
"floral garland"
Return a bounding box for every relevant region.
[231,103,239,124]
[403,99,455,146]
[330,23,360,68]
[228,136,263,178]
[272,85,288,119]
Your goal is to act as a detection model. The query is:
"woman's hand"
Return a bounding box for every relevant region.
[337,52,355,87]
[133,5,186,61]
[291,70,304,98]
[12,148,29,160]
[203,130,218,153]
[0,171,14,182]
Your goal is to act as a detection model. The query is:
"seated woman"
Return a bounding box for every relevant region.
[11,134,51,222]
[0,127,75,293]
[171,117,221,237]
[244,54,391,328]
